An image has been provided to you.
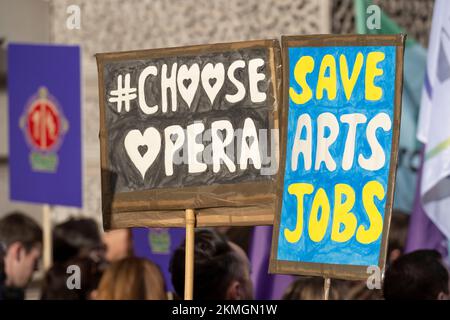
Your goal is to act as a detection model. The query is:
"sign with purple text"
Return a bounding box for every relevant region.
[270,35,405,280]
[8,43,82,207]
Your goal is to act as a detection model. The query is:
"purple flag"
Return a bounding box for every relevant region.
[8,43,82,207]
[405,147,447,256]
[249,226,295,300]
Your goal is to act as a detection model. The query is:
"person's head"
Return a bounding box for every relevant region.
[95,257,166,300]
[41,255,106,300]
[53,218,104,264]
[282,277,341,300]
[344,280,383,300]
[170,228,253,300]
[102,229,132,262]
[387,211,410,264]
[383,249,449,300]
[0,212,42,288]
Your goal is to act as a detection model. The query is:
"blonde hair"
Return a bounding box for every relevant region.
[283,277,341,300]
[96,257,167,300]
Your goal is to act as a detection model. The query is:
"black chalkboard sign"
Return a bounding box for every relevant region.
[96,40,281,230]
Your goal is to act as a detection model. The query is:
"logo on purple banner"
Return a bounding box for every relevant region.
[8,43,82,207]
[19,86,69,172]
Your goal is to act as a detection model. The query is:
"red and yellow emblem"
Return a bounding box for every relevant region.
[19,87,69,172]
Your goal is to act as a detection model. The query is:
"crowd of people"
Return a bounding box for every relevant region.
[0,211,448,300]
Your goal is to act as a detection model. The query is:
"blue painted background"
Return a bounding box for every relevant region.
[277,46,396,266]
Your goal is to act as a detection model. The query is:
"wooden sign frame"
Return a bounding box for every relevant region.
[269,34,405,280]
[96,40,281,231]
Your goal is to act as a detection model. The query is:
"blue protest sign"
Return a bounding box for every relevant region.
[8,43,82,207]
[270,35,405,280]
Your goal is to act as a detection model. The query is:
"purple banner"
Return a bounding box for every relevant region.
[132,227,185,292]
[8,43,82,207]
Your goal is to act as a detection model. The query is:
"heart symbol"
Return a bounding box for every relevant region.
[201,62,225,105]
[138,145,148,157]
[183,78,192,88]
[170,133,178,143]
[177,64,200,108]
[246,136,255,147]
[124,128,161,180]
[218,129,227,141]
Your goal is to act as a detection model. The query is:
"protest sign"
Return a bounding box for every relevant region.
[8,43,82,207]
[96,40,281,230]
[270,35,405,280]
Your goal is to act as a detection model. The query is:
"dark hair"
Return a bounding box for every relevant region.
[383,249,449,300]
[169,229,243,300]
[53,218,103,264]
[41,256,106,300]
[387,210,410,256]
[0,212,42,255]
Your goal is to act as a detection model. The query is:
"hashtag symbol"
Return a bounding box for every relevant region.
[108,73,137,112]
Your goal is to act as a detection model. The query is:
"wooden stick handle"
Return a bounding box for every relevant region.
[184,208,196,300]
[43,204,52,270]
[323,277,331,300]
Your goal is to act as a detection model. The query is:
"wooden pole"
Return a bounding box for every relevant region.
[42,204,52,270]
[323,277,331,300]
[184,208,195,300]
